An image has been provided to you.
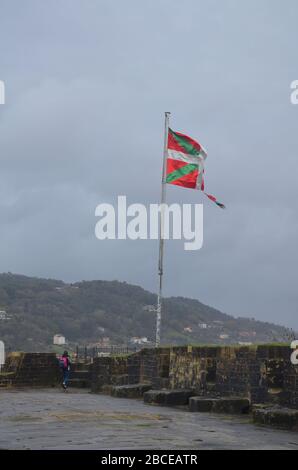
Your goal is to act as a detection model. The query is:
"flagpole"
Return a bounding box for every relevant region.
[156,111,170,347]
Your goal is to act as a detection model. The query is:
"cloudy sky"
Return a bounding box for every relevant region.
[0,0,297,328]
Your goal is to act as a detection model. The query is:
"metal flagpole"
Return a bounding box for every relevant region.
[156,111,170,347]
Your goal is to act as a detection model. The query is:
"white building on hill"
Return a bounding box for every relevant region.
[130,337,149,345]
[0,310,11,320]
[53,334,66,345]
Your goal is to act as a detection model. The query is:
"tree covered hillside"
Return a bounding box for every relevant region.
[0,273,291,351]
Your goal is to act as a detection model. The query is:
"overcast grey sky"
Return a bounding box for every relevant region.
[0,0,297,328]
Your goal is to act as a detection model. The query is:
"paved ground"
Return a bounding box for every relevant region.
[0,389,297,449]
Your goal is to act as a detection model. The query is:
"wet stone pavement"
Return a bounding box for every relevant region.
[0,389,297,450]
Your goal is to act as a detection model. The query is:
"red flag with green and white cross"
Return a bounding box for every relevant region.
[166,128,225,209]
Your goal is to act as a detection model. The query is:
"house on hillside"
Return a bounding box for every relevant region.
[53,334,66,345]
[97,337,111,347]
[142,305,156,312]
[219,334,229,340]
[183,326,193,333]
[239,331,254,338]
[130,336,149,345]
[0,310,11,320]
[212,320,224,329]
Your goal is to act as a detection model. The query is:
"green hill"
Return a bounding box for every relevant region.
[0,273,292,351]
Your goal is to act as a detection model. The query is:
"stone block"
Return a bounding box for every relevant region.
[252,405,298,431]
[189,397,217,412]
[111,383,152,399]
[189,396,250,414]
[212,397,250,414]
[143,389,194,406]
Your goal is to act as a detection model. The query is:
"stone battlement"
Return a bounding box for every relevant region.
[0,352,60,387]
[1,345,297,411]
[91,344,298,409]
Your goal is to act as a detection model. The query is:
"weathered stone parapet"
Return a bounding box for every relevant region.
[0,352,60,387]
[128,347,170,388]
[90,356,129,392]
[252,404,298,431]
[91,348,171,393]
[168,346,219,394]
[90,345,298,411]
[4,345,297,418]
[282,364,298,408]
[168,344,297,408]
[215,346,266,402]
